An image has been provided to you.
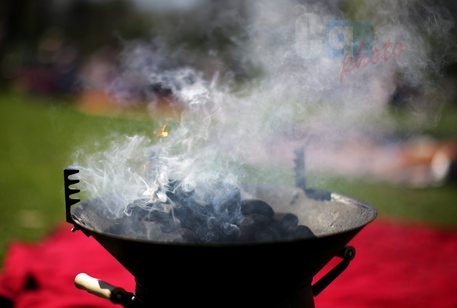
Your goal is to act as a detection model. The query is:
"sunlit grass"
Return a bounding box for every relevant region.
[0,92,157,265]
[323,178,457,228]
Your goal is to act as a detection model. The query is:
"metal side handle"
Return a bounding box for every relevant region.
[75,273,136,307]
[64,168,80,225]
[311,246,356,296]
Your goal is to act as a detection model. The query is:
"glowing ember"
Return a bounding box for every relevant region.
[158,124,168,138]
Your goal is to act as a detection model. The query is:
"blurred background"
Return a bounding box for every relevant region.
[0,0,457,268]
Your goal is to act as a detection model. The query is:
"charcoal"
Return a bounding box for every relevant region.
[148,211,178,233]
[218,198,241,220]
[181,228,199,242]
[254,224,282,242]
[206,216,222,240]
[104,221,125,235]
[241,199,274,218]
[146,210,169,222]
[217,186,241,215]
[127,198,151,208]
[182,212,211,241]
[221,222,240,238]
[160,221,179,234]
[170,189,195,204]
[207,216,218,229]
[107,217,148,237]
[249,213,273,225]
[125,199,162,219]
[173,204,193,226]
[145,223,182,242]
[294,225,315,238]
[178,213,198,232]
[275,213,299,230]
[125,202,146,217]
[166,181,195,206]
[121,182,316,243]
[268,220,290,238]
[238,216,257,242]
[204,234,217,242]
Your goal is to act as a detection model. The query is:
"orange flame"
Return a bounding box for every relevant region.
[158,124,168,138]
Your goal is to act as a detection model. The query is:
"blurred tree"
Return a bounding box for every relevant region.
[0,0,154,88]
[59,0,152,54]
[0,0,257,93]
[0,0,53,84]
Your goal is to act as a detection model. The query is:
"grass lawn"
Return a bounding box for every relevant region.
[0,92,156,265]
[0,91,456,267]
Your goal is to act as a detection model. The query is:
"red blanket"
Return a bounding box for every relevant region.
[1,220,456,307]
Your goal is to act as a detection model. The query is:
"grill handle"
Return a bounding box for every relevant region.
[311,246,356,296]
[75,273,136,307]
[64,168,81,226]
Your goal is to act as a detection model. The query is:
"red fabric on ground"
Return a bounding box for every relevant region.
[0,228,135,308]
[0,220,456,307]
[315,220,457,308]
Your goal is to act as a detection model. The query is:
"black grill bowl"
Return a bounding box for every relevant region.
[65,171,376,307]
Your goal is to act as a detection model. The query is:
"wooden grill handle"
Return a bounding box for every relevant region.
[74,273,115,300]
[74,273,135,306]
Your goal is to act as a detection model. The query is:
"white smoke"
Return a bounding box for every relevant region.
[74,0,455,215]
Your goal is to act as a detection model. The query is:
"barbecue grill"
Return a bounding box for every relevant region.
[64,163,376,308]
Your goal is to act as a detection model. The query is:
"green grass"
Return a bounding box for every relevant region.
[0,92,156,266]
[322,178,457,228]
[0,92,456,268]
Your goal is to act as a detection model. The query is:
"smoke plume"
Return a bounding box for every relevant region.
[74,0,454,218]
